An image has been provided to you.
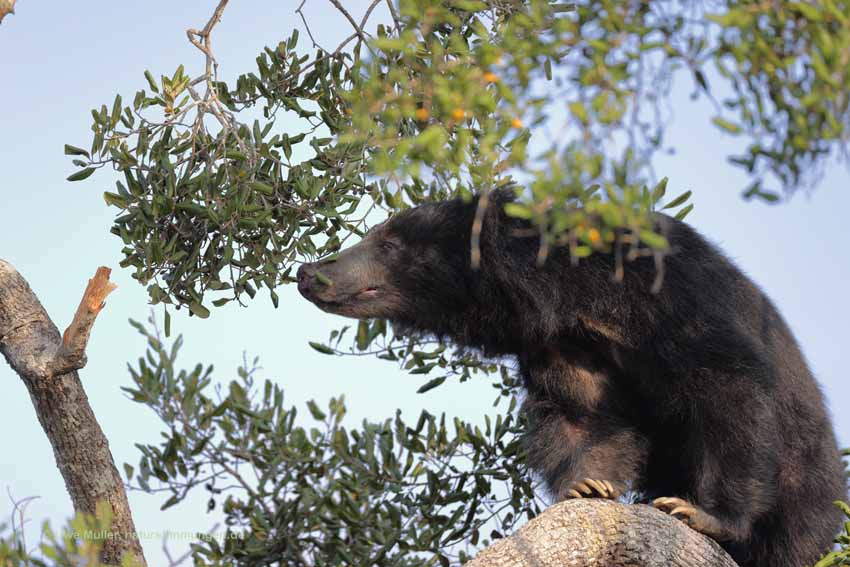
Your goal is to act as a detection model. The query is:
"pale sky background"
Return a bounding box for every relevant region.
[1,2,848,565]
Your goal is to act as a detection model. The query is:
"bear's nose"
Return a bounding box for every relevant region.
[297,263,315,296]
[297,264,311,283]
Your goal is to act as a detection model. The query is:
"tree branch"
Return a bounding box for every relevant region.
[328,0,366,40]
[56,266,117,376]
[186,0,229,78]
[0,260,145,566]
[466,499,739,567]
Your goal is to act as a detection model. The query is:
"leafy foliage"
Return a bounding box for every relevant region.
[311,318,519,396]
[0,502,143,567]
[121,318,538,566]
[65,0,850,315]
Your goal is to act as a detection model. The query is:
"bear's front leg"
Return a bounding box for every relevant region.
[521,389,648,503]
[520,348,649,502]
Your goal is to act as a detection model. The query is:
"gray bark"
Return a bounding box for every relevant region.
[0,259,145,566]
[467,499,739,567]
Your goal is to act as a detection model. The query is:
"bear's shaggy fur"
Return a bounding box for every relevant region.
[297,191,847,566]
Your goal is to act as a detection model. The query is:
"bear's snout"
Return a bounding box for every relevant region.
[297,263,318,298]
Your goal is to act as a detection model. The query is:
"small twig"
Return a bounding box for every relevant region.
[359,0,383,30]
[186,0,229,78]
[162,523,220,567]
[297,0,322,49]
[470,190,490,270]
[185,0,249,154]
[328,0,366,40]
[650,248,666,294]
[6,490,39,556]
[386,0,402,31]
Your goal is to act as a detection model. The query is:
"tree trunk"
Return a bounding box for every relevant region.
[0,260,146,566]
[467,499,739,567]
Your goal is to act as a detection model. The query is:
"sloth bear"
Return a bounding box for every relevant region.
[297,191,846,566]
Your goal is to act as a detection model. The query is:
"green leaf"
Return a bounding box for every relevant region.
[674,204,694,221]
[693,70,709,93]
[307,399,327,420]
[249,181,275,195]
[356,320,369,351]
[789,2,822,21]
[568,101,589,124]
[144,70,159,92]
[503,203,533,219]
[452,0,486,10]
[417,376,447,394]
[103,192,128,208]
[309,342,335,355]
[711,116,742,135]
[188,301,210,319]
[639,230,669,250]
[67,167,96,182]
[650,177,668,203]
[64,144,90,158]
[662,190,692,210]
[160,494,180,511]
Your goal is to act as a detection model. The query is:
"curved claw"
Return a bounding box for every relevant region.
[584,478,609,498]
[652,496,690,511]
[563,478,620,500]
[670,505,696,518]
[651,496,723,538]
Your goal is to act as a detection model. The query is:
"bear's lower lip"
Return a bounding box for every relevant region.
[357,287,380,298]
[308,288,379,311]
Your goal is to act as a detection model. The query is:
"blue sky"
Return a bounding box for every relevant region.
[1,2,848,564]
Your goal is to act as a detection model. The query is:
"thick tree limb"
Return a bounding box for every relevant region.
[0,260,145,566]
[467,499,739,567]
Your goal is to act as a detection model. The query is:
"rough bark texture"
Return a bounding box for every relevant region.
[467,499,739,567]
[0,260,145,566]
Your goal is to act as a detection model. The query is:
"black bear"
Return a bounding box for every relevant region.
[297,191,847,566]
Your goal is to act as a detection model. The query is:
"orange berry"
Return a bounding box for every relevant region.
[511,117,524,128]
[452,108,467,121]
[415,108,430,121]
[588,228,601,244]
[483,72,499,83]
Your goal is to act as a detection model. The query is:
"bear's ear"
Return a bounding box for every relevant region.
[488,186,518,206]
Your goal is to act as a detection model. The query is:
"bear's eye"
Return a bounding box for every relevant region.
[380,239,399,252]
